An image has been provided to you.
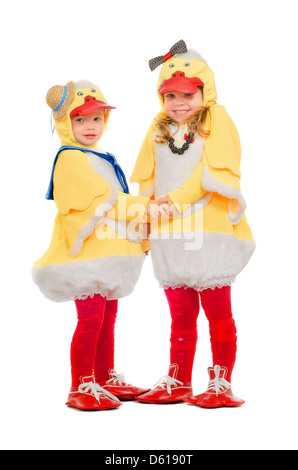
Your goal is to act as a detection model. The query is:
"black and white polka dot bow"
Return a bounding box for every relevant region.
[149,40,188,71]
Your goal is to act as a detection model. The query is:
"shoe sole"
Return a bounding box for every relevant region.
[184,400,245,408]
[136,398,185,404]
[66,402,121,411]
[116,396,137,401]
[117,391,152,401]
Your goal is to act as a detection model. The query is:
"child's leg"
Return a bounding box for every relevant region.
[94,299,150,400]
[199,286,237,383]
[71,294,106,387]
[94,299,118,383]
[137,287,199,403]
[164,287,200,383]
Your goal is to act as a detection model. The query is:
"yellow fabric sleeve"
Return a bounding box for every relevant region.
[167,160,207,213]
[141,239,151,252]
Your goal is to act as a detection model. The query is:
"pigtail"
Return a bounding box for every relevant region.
[187,106,211,140]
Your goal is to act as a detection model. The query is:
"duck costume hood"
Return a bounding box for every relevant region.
[152,42,217,109]
[45,80,129,201]
[47,79,115,148]
[130,40,246,224]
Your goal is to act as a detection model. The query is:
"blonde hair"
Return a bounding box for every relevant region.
[154,88,211,145]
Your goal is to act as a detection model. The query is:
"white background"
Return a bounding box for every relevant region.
[1,0,297,451]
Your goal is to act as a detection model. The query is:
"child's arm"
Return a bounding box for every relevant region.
[110,196,164,249]
[157,106,245,223]
[165,160,206,214]
[54,149,153,257]
[111,192,150,223]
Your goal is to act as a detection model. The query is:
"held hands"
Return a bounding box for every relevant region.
[145,197,180,220]
[156,196,180,218]
[142,196,180,240]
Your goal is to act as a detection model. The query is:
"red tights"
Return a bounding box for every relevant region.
[164,286,237,384]
[71,294,118,387]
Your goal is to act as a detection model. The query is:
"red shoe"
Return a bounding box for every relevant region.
[66,375,122,411]
[136,364,193,404]
[99,369,150,401]
[184,365,245,408]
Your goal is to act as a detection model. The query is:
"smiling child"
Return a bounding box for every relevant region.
[131,42,255,408]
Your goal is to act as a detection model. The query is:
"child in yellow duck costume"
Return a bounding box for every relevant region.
[131,42,256,408]
[32,80,151,410]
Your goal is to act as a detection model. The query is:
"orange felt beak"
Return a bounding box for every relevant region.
[70,95,116,117]
[158,71,204,94]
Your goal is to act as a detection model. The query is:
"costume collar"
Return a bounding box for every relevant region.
[46,145,129,200]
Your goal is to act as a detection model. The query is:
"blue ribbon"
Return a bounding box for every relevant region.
[45,146,129,200]
[53,86,68,112]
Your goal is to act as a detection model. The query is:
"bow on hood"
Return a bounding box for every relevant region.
[50,80,115,148]
[156,49,217,109]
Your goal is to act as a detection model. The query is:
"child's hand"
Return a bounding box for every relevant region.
[156,196,180,218]
[157,203,171,217]
[146,200,163,220]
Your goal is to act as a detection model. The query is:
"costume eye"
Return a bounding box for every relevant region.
[77,91,84,96]
[90,88,96,92]
[169,63,175,68]
[184,62,190,67]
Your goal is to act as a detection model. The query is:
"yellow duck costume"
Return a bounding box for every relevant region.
[131,49,255,290]
[131,42,255,407]
[32,80,151,410]
[33,80,149,302]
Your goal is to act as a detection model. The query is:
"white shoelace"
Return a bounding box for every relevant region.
[206,365,231,396]
[78,381,121,403]
[153,375,184,396]
[106,371,132,387]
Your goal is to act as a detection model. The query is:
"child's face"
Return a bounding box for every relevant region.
[163,89,203,124]
[71,109,105,146]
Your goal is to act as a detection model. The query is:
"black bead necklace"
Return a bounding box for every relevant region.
[168,133,194,155]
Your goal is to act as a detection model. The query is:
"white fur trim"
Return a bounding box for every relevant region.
[69,189,118,258]
[74,80,98,89]
[149,232,255,291]
[228,203,246,225]
[175,49,207,64]
[32,254,146,303]
[201,166,247,225]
